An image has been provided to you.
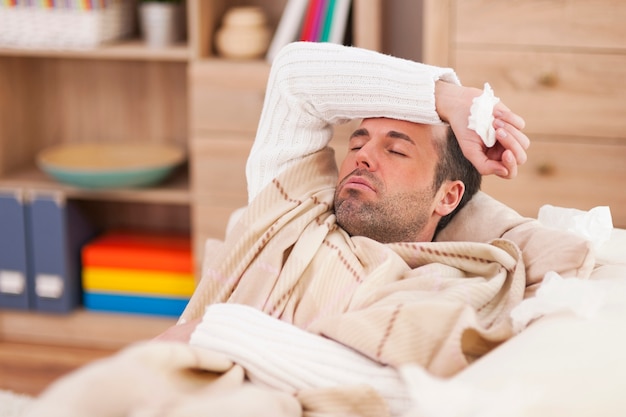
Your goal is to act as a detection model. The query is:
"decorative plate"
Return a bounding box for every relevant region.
[37,142,186,189]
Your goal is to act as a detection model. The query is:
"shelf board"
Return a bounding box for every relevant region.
[0,165,191,205]
[0,308,177,350]
[0,39,190,62]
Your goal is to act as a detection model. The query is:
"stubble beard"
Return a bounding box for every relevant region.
[334,183,435,244]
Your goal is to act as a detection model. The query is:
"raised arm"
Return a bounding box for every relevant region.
[246,41,459,203]
[246,42,530,202]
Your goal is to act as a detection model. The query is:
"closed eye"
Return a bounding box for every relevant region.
[348,131,368,152]
[387,144,410,157]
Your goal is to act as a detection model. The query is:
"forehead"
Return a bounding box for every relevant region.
[357,118,447,146]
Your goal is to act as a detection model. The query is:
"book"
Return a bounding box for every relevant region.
[327,0,351,44]
[320,0,336,42]
[82,267,195,297]
[83,292,188,317]
[265,0,309,62]
[299,0,325,42]
[82,230,193,274]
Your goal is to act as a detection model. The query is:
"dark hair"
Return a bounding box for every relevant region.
[432,127,481,235]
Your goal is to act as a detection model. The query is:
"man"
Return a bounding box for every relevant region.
[156,36,528,388]
[175,40,528,322]
[27,42,529,417]
[169,39,528,339]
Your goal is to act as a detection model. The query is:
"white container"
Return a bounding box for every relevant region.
[139,2,184,48]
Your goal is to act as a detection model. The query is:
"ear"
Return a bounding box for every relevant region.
[434,180,465,217]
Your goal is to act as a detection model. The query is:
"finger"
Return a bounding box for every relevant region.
[495,126,529,165]
[496,116,531,151]
[475,157,509,178]
[482,150,517,179]
[468,149,509,178]
[501,149,518,179]
[494,105,526,131]
[509,125,531,150]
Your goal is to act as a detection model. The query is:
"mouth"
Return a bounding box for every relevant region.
[339,171,377,194]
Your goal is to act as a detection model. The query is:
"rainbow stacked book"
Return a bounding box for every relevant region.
[81,230,194,317]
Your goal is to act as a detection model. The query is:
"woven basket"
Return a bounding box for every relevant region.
[0,3,134,50]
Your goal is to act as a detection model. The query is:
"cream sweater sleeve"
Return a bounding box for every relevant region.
[245,41,460,203]
[190,303,410,416]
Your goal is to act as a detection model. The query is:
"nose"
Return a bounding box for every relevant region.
[355,143,377,171]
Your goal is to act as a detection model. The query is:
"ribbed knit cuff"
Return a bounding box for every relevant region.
[189,303,410,415]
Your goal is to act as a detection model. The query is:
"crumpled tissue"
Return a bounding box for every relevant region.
[510,271,607,333]
[538,204,613,248]
[467,82,500,147]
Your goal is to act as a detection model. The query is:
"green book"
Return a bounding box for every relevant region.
[321,0,337,42]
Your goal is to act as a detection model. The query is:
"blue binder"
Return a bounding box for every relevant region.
[27,191,94,313]
[0,189,32,310]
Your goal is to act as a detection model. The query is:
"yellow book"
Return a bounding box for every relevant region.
[82,267,195,297]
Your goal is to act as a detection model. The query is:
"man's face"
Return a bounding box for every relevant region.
[334,117,447,243]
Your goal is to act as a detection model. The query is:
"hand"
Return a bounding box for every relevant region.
[153,317,202,343]
[435,81,530,179]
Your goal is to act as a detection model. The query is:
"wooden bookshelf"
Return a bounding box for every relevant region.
[0,40,190,62]
[0,164,191,205]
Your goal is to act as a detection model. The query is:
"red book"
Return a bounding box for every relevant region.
[82,230,193,274]
[300,0,326,41]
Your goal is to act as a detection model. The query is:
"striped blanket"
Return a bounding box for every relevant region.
[181,148,526,376]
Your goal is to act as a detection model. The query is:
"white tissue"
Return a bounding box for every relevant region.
[510,271,607,333]
[538,204,613,248]
[467,82,500,147]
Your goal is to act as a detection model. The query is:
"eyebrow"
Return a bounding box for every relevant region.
[350,128,416,146]
[387,130,416,146]
[350,128,369,139]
